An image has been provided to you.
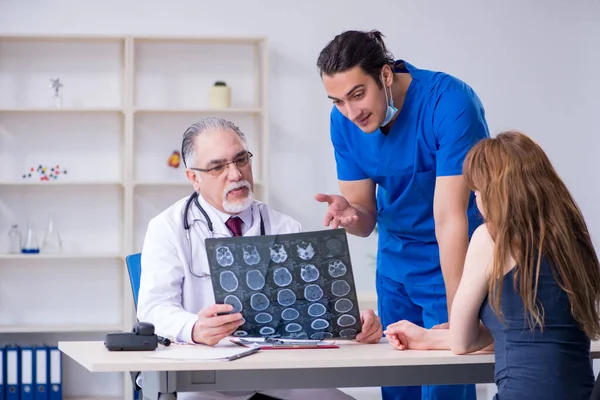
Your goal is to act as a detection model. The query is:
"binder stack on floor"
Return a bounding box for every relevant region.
[0,345,62,400]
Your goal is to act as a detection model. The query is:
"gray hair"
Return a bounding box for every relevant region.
[181,117,246,168]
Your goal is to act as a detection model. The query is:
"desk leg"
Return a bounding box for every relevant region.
[141,371,177,400]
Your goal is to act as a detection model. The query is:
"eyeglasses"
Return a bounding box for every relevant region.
[190,152,253,177]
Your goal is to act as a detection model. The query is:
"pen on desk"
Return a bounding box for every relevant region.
[229,346,260,361]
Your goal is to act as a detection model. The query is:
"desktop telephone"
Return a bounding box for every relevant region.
[104,321,171,351]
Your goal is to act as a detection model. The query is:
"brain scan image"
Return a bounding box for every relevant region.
[255,313,272,324]
[337,314,356,327]
[250,293,270,311]
[209,230,360,339]
[285,323,302,333]
[246,269,265,290]
[215,246,234,267]
[311,319,329,330]
[331,280,351,297]
[269,244,288,263]
[242,245,260,265]
[304,284,324,302]
[334,298,353,313]
[296,241,315,260]
[260,326,275,336]
[281,308,300,321]
[219,271,239,292]
[308,303,326,317]
[273,267,293,287]
[224,295,242,313]
[339,328,357,338]
[328,260,347,278]
[325,238,343,256]
[300,264,319,282]
[277,288,296,306]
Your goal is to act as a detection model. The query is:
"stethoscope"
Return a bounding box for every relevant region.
[182,191,265,278]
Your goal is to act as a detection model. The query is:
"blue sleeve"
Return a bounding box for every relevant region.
[432,90,490,176]
[330,108,368,181]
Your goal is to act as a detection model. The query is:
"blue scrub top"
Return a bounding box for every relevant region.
[330,60,490,286]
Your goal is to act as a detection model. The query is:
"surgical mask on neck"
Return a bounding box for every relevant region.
[381,73,398,127]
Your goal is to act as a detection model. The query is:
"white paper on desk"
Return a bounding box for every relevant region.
[146,344,258,361]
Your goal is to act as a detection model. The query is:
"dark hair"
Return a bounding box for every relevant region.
[316,30,395,88]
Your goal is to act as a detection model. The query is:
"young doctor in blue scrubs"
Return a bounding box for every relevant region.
[315,30,490,400]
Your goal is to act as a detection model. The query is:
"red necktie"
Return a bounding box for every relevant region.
[225,217,243,237]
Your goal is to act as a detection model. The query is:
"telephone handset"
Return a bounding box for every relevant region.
[104,321,171,351]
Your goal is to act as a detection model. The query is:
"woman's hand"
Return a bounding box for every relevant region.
[384,320,433,350]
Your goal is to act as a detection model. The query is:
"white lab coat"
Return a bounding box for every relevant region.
[137,193,354,400]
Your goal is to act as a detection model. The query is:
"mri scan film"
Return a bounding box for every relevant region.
[205,229,362,339]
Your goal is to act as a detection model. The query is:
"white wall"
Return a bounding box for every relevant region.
[1,1,598,398]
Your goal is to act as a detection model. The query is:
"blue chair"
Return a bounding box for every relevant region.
[125,253,142,309]
[125,253,143,397]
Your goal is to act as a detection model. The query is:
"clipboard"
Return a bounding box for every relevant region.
[230,338,339,350]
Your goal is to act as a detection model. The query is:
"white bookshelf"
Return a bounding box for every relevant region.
[0,324,125,334]
[0,34,269,400]
[0,108,124,113]
[134,107,262,114]
[0,253,122,260]
[0,181,124,187]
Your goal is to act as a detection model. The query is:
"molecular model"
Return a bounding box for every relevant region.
[22,164,68,182]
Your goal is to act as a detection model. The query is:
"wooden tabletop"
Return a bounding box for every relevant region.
[58,339,498,372]
[60,339,600,373]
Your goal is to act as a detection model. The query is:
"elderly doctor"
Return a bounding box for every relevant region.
[137,117,383,400]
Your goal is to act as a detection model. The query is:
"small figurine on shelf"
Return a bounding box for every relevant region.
[166,150,182,181]
[22,164,68,182]
[167,151,181,169]
[49,78,63,108]
[209,81,231,109]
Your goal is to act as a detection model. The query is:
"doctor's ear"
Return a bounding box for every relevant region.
[186,169,202,190]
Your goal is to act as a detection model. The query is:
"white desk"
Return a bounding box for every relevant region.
[59,340,600,400]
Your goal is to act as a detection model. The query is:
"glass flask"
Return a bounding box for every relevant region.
[22,222,40,254]
[42,217,62,253]
[7,224,21,254]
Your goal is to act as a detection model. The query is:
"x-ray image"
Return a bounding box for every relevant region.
[205,229,362,340]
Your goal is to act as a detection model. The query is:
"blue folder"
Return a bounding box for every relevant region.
[5,345,19,400]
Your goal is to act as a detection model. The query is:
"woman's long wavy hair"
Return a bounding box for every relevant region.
[463,131,600,339]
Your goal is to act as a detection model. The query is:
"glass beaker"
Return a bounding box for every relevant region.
[7,224,22,254]
[22,222,40,254]
[42,217,62,253]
